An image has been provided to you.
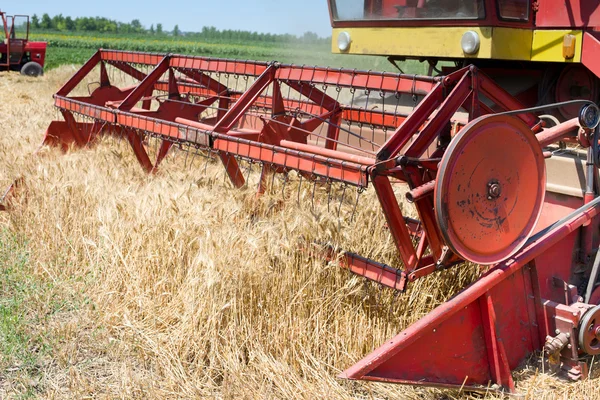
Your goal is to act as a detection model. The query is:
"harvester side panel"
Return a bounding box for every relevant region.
[342,197,600,391]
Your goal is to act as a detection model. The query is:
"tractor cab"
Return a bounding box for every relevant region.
[0,10,46,76]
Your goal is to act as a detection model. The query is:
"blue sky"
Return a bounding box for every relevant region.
[14,0,334,37]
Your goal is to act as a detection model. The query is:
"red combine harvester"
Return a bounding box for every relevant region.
[0,9,46,76]
[0,0,597,394]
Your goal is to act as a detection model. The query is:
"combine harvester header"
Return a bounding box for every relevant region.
[27,48,600,392]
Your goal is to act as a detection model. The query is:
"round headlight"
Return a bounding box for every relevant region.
[579,103,600,130]
[461,31,480,55]
[337,31,351,52]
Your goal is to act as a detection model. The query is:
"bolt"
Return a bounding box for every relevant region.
[555,329,561,335]
[487,180,501,200]
[568,344,572,349]
[566,333,571,338]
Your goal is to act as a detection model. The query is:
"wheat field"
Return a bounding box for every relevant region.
[0,67,599,399]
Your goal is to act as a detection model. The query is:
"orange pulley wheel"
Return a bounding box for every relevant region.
[434,115,546,265]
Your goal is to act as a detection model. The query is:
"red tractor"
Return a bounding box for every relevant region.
[0,10,46,76]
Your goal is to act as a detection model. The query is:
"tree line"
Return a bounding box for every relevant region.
[30,14,327,44]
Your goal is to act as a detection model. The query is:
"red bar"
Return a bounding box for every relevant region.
[170,55,268,76]
[405,71,472,157]
[279,140,375,166]
[56,51,101,96]
[371,174,418,270]
[332,251,407,291]
[536,118,580,147]
[378,83,444,160]
[277,65,438,94]
[55,97,116,122]
[100,50,163,65]
[213,138,369,187]
[405,180,435,202]
[118,55,171,111]
[213,64,276,133]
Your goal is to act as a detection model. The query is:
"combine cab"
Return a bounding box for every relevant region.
[0,10,46,76]
[329,0,600,120]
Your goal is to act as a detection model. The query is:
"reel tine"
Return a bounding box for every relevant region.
[297,173,303,207]
[327,179,332,213]
[350,187,362,223]
[270,165,277,194]
[281,170,289,198]
[337,183,347,221]
[311,179,317,211]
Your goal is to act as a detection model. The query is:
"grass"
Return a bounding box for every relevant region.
[0,230,47,398]
[31,31,427,74]
[0,59,598,398]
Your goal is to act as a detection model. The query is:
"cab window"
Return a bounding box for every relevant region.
[497,0,529,21]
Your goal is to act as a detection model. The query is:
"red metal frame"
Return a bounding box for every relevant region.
[44,51,540,290]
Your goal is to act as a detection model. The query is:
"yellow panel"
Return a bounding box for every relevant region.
[331,27,495,59]
[531,30,582,62]
[332,27,583,63]
[491,28,532,60]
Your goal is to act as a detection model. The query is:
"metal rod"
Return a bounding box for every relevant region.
[405,180,435,203]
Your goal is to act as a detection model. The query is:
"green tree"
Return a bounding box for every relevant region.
[65,16,76,31]
[173,24,180,36]
[52,14,65,30]
[156,23,163,35]
[131,19,143,33]
[40,13,52,29]
[31,14,40,29]
[149,24,155,34]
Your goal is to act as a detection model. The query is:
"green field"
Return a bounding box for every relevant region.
[31,31,428,74]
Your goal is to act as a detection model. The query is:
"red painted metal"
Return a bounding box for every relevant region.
[535,0,600,28]
[582,32,600,80]
[342,196,600,391]
[536,118,580,147]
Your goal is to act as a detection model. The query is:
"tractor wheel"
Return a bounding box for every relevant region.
[20,61,43,77]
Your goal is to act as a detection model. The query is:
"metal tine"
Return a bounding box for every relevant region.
[327,179,333,213]
[269,166,277,195]
[281,170,289,198]
[337,183,347,221]
[243,159,253,189]
[350,187,363,223]
[296,173,303,208]
[223,152,231,185]
[311,178,317,211]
